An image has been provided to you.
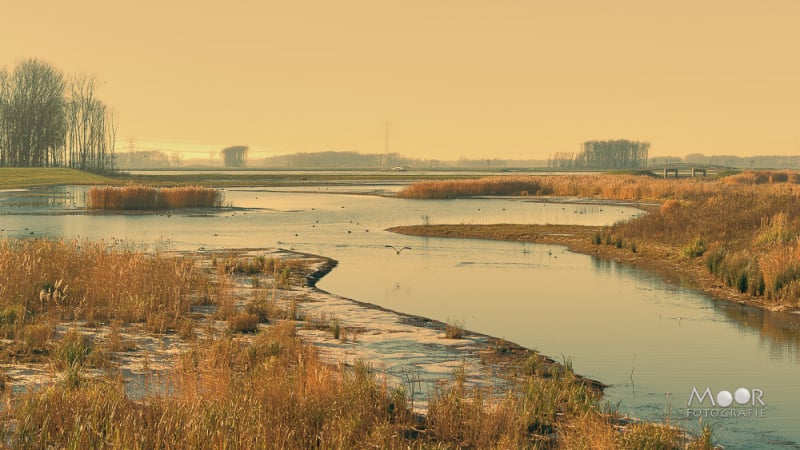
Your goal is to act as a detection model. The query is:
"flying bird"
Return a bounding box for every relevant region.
[385,245,412,254]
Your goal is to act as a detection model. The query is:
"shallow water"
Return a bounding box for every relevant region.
[1,185,798,448]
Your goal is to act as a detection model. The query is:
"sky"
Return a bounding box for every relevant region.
[2,1,799,160]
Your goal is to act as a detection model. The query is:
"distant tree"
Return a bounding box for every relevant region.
[0,59,116,171]
[114,150,170,169]
[0,59,67,167]
[170,152,183,167]
[221,145,248,168]
[574,140,650,169]
[684,153,709,164]
[66,75,115,171]
[548,152,575,169]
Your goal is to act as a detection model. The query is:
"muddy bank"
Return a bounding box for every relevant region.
[279,248,606,410]
[387,223,800,313]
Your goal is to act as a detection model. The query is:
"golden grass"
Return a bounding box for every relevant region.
[4,326,407,449]
[0,238,711,448]
[87,185,222,210]
[0,239,202,346]
[722,169,800,185]
[444,319,465,339]
[397,174,726,201]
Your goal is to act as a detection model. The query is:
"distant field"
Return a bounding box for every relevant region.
[115,171,483,187]
[0,168,117,189]
[0,167,486,189]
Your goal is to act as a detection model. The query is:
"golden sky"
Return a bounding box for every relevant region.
[2,1,799,159]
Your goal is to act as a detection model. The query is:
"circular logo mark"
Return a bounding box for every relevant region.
[735,387,751,405]
[716,390,733,407]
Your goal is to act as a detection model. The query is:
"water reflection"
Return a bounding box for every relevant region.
[717,302,800,361]
[592,256,800,363]
[0,186,82,210]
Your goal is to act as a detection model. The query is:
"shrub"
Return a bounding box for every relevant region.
[330,317,341,340]
[244,298,271,323]
[705,250,725,275]
[736,271,749,293]
[23,322,55,353]
[228,313,259,333]
[683,238,706,258]
[57,330,92,369]
[445,320,464,339]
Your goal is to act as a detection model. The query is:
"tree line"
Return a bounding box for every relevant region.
[550,139,650,170]
[0,58,116,171]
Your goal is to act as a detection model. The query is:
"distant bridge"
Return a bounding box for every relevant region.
[645,163,732,178]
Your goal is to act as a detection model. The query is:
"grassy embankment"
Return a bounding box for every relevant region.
[0,168,117,189]
[0,239,712,448]
[393,171,800,311]
[0,166,484,189]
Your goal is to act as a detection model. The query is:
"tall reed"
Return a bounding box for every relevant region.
[0,238,203,345]
[87,185,222,210]
[397,174,729,201]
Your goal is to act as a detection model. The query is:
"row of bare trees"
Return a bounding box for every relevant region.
[0,58,116,171]
[549,139,650,170]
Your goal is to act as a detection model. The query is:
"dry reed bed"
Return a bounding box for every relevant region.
[87,185,222,210]
[0,239,710,448]
[606,180,800,306]
[397,174,726,201]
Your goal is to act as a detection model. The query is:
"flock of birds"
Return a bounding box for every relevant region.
[4,195,593,261]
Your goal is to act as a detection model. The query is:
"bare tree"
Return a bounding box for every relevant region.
[0,60,117,171]
[0,68,8,167]
[0,59,66,167]
[107,109,117,170]
[548,151,575,169]
[67,75,114,171]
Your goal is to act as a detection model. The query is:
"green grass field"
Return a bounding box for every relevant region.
[0,168,117,189]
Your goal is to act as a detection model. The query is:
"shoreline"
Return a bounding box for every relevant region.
[386,222,800,314]
[288,249,709,445]
[288,248,607,394]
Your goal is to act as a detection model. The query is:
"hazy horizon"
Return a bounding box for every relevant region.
[3,1,798,160]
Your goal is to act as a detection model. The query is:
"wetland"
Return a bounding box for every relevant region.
[1,172,799,448]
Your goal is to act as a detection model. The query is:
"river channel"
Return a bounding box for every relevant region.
[1,184,798,449]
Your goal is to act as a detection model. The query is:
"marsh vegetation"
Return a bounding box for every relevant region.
[0,238,711,448]
[87,185,223,210]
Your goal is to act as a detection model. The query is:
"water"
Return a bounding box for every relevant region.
[1,185,798,448]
